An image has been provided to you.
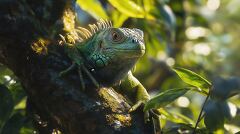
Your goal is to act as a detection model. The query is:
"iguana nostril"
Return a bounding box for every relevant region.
[132,39,135,43]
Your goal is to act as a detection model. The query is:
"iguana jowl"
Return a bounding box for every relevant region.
[60,19,150,114]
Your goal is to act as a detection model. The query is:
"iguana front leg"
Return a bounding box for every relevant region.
[119,71,150,121]
[80,64,99,88]
[59,62,85,90]
[59,63,77,77]
[59,62,99,90]
[59,35,99,90]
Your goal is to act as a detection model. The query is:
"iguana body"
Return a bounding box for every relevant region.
[60,19,150,114]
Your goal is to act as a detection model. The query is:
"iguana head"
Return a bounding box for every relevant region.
[79,27,145,85]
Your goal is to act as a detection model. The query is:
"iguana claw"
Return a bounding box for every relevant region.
[129,102,161,133]
[128,99,150,123]
[59,63,76,77]
[128,100,143,113]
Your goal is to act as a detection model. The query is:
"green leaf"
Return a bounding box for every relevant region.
[20,127,35,134]
[143,0,154,13]
[162,123,210,134]
[158,3,176,41]
[173,67,212,91]
[1,113,25,134]
[189,87,208,96]
[211,77,240,100]
[19,116,35,134]
[111,10,129,27]
[158,108,194,124]
[0,84,13,125]
[160,4,176,29]
[8,82,26,105]
[14,97,27,110]
[76,0,108,19]
[20,127,34,134]
[144,88,190,111]
[0,66,14,84]
[108,0,145,18]
[204,100,224,131]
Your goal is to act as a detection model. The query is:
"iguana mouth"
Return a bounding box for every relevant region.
[106,48,145,58]
[105,48,145,55]
[109,48,145,51]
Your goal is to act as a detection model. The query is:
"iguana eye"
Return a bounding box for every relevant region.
[110,29,125,43]
[112,32,119,40]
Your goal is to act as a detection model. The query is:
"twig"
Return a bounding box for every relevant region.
[192,89,211,134]
[199,113,205,122]
[151,109,162,134]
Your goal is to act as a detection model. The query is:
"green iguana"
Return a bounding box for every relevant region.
[59,19,150,117]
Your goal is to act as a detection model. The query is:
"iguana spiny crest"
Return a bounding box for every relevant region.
[59,19,113,44]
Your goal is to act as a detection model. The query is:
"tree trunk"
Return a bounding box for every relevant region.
[0,0,153,133]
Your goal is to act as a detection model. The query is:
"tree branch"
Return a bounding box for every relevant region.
[0,0,152,133]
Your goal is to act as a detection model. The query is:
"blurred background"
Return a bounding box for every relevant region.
[0,0,240,133]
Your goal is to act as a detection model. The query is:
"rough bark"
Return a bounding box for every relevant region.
[0,0,152,133]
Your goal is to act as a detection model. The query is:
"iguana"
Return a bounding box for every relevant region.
[59,19,150,117]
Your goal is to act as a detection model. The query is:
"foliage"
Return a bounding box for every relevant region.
[144,87,191,112]
[0,66,34,133]
[173,67,211,92]
[1,0,240,133]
